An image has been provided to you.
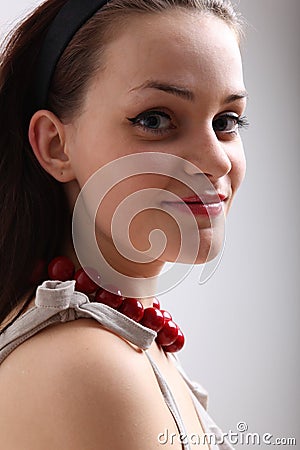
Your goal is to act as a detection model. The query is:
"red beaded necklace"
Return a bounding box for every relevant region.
[46,256,185,353]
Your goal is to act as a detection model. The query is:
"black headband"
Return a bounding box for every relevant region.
[29,0,109,115]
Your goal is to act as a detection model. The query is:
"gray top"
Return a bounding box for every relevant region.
[0,280,234,450]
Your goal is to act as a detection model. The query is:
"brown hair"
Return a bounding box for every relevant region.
[0,0,243,326]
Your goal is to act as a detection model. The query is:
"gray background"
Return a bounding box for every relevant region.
[1,1,299,448]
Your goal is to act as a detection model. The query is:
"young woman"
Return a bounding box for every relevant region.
[0,0,248,449]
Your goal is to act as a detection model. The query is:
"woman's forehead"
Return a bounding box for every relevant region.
[90,11,245,104]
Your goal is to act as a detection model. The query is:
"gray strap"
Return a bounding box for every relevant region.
[145,351,191,450]
[170,354,235,450]
[0,280,156,365]
[76,302,156,349]
[169,353,209,410]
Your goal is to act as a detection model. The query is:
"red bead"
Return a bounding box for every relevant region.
[160,309,172,322]
[95,289,123,308]
[102,284,123,297]
[118,298,144,322]
[141,307,164,332]
[48,256,75,281]
[74,268,99,294]
[156,320,178,346]
[152,297,160,309]
[163,328,185,352]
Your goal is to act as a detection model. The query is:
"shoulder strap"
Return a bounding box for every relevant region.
[0,280,156,365]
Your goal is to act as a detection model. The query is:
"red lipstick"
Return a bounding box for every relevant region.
[162,193,227,217]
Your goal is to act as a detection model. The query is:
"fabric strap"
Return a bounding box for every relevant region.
[0,280,157,365]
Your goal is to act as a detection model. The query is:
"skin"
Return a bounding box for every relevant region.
[0,10,247,449]
[28,10,247,306]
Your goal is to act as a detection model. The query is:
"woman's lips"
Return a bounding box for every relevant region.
[161,193,227,217]
[180,194,227,203]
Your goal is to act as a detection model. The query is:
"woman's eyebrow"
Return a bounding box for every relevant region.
[224,91,249,104]
[129,80,248,104]
[129,80,195,101]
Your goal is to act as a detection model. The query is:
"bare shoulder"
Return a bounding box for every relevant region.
[0,318,178,450]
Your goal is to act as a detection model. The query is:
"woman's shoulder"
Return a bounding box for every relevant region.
[0,318,178,450]
[1,315,152,388]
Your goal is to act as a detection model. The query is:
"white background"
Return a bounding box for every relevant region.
[1,1,299,448]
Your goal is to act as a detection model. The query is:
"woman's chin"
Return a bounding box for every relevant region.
[161,227,225,265]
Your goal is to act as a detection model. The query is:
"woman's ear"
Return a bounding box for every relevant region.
[28,110,75,182]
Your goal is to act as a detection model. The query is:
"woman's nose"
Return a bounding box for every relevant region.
[182,129,232,180]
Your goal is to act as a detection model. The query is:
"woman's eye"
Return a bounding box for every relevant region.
[127,110,175,135]
[213,114,249,135]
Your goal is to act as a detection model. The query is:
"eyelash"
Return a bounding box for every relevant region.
[127,110,249,137]
[127,110,175,136]
[213,114,249,135]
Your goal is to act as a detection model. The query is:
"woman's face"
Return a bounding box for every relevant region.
[64,10,247,279]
